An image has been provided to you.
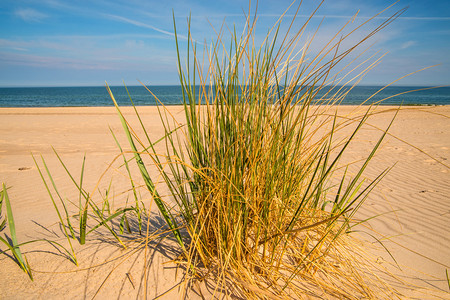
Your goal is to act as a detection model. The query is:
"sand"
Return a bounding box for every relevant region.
[0,105,449,299]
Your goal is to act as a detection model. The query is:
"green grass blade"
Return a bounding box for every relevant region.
[446,269,450,291]
[78,154,86,226]
[0,235,33,280]
[110,128,143,234]
[1,184,33,279]
[87,207,134,235]
[47,149,89,246]
[39,155,76,239]
[0,191,6,231]
[16,238,77,265]
[32,155,78,264]
[351,229,400,269]
[46,149,123,247]
[106,83,184,248]
[79,196,88,245]
[85,199,127,248]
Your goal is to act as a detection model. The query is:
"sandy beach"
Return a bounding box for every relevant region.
[0,105,449,299]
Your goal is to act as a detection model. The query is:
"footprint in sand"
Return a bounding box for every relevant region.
[18,167,31,171]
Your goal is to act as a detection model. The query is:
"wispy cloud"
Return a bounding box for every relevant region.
[199,13,450,22]
[15,8,48,22]
[0,39,31,52]
[400,40,417,49]
[0,51,113,70]
[0,34,176,71]
[11,47,28,52]
[104,13,194,42]
[104,14,174,37]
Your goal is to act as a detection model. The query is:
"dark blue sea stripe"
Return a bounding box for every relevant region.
[0,85,449,107]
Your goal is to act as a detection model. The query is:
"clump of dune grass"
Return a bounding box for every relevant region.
[0,183,80,277]
[10,148,148,275]
[103,2,409,298]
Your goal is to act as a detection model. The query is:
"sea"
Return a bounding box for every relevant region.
[0,85,449,107]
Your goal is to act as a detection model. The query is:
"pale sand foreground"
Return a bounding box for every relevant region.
[0,105,449,299]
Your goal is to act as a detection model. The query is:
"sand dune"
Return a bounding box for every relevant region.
[0,105,449,299]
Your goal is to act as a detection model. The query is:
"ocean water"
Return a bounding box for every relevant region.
[0,85,449,107]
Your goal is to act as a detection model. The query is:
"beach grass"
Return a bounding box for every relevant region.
[101,2,407,298]
[1,0,449,298]
[0,184,33,280]
[7,1,424,298]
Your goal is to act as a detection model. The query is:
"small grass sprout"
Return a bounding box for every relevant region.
[0,184,33,280]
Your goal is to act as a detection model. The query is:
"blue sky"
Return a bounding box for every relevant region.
[0,0,449,87]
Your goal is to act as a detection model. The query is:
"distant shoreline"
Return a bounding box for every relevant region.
[0,104,448,108]
[1,85,449,107]
[0,84,448,88]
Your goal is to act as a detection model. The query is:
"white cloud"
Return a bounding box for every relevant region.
[11,47,28,52]
[104,14,174,37]
[15,8,48,22]
[103,14,192,42]
[400,41,417,49]
[0,51,111,70]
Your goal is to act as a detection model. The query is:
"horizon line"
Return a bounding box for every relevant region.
[1,84,448,88]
